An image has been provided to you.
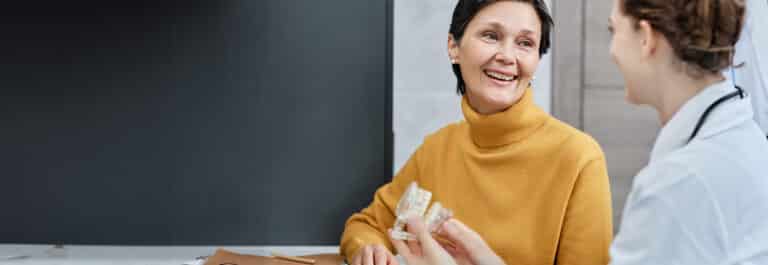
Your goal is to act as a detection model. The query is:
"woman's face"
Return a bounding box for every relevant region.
[449,1,542,114]
[609,0,654,105]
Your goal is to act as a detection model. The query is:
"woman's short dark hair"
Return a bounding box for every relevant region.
[449,0,554,95]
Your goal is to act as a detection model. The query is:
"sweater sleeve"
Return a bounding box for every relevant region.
[339,146,421,260]
[556,156,614,265]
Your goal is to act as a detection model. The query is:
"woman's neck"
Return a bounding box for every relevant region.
[654,73,725,125]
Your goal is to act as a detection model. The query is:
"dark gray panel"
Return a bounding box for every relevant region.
[0,1,392,245]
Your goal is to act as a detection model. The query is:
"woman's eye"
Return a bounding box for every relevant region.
[481,32,498,41]
[518,40,534,47]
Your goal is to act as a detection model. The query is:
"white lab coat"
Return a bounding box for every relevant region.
[610,81,768,265]
[730,0,768,135]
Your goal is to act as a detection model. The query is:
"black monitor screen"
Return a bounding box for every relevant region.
[0,1,392,245]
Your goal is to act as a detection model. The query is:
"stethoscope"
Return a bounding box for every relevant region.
[687,85,745,143]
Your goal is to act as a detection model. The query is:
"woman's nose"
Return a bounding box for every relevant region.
[495,44,518,65]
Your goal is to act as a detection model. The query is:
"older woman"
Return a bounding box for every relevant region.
[391,0,768,264]
[340,1,613,265]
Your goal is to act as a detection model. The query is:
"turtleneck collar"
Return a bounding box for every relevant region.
[461,86,549,148]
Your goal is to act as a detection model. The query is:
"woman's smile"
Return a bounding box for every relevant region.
[483,69,519,88]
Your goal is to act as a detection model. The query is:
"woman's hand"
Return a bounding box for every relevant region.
[435,219,506,265]
[389,217,458,265]
[349,244,399,265]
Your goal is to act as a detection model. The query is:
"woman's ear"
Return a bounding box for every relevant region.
[448,34,460,63]
[638,20,657,58]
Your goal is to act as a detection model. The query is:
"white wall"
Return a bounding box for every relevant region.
[393,0,553,171]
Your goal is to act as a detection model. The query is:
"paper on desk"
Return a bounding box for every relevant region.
[182,258,206,265]
[202,248,344,265]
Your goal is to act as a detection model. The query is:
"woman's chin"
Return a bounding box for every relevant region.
[480,92,519,113]
[468,85,524,114]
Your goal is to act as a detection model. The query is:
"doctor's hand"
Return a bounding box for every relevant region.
[349,244,399,265]
[434,219,506,265]
[389,217,458,265]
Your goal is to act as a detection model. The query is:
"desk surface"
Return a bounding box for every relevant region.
[0,244,340,265]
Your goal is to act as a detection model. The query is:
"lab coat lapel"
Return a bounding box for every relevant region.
[649,82,738,163]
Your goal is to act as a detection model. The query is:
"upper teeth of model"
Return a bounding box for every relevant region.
[486,71,515,81]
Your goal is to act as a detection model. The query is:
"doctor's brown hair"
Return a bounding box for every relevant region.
[620,0,745,76]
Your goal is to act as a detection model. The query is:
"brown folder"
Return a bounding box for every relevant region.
[203,249,345,265]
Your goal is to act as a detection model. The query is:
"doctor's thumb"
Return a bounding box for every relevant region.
[406,217,441,249]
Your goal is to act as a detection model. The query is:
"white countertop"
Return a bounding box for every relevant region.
[0,244,339,265]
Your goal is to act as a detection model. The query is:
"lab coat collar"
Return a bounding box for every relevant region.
[650,80,754,162]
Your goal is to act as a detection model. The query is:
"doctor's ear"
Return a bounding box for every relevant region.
[637,20,658,58]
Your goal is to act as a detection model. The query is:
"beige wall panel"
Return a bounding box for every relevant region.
[552,0,585,128]
[584,0,625,88]
[584,88,659,231]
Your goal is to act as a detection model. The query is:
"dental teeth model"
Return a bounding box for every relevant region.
[424,202,452,233]
[390,182,453,241]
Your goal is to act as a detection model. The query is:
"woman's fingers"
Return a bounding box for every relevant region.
[373,245,388,265]
[363,245,374,265]
[351,249,362,265]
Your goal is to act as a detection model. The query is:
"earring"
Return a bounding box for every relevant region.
[451,58,457,64]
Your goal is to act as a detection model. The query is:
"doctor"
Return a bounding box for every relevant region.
[731,0,768,137]
[388,0,768,264]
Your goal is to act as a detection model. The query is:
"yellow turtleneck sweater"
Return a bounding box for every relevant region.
[340,87,613,265]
